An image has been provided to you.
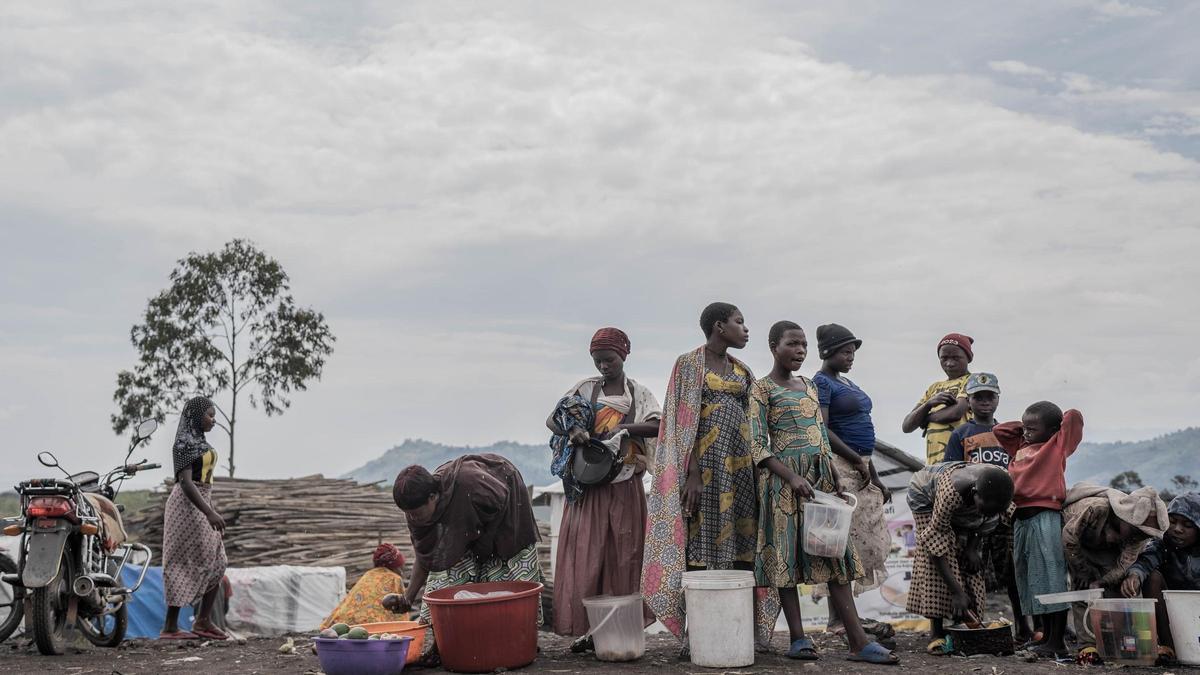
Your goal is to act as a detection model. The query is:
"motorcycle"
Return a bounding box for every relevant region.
[0,419,161,655]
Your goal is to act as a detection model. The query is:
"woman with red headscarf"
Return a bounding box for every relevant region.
[320,543,408,629]
[545,327,662,652]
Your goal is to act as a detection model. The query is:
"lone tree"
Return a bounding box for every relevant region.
[112,239,335,476]
[1109,470,1145,492]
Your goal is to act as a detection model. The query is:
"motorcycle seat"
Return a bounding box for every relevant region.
[82,493,128,552]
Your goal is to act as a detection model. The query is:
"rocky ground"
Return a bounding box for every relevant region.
[1,630,1197,675]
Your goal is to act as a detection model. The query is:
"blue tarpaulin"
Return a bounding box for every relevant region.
[120,565,193,638]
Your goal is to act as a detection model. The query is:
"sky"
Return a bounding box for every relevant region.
[2,1,1198,491]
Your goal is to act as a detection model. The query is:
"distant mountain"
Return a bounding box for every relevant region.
[1066,427,1200,493]
[341,438,556,488]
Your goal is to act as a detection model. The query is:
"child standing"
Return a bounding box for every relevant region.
[905,462,1015,654]
[749,321,898,664]
[902,333,974,465]
[942,373,1027,640]
[994,402,1084,660]
[1123,493,1200,665]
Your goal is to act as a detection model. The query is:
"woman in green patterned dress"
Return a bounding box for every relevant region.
[750,321,898,665]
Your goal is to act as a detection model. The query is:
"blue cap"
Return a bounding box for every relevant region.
[965,372,1000,395]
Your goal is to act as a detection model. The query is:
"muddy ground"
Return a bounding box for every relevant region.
[1,630,1197,675]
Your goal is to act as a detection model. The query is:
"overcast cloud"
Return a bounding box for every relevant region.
[1,1,1198,490]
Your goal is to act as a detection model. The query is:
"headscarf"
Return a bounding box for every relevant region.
[1169,492,1200,529]
[172,396,215,477]
[372,543,405,569]
[590,327,631,360]
[938,333,974,362]
[1064,483,1169,538]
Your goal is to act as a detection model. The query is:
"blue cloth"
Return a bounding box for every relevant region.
[1013,510,1069,615]
[812,372,875,455]
[120,565,195,638]
[549,395,594,504]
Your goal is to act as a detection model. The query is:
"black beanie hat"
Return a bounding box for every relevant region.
[816,323,862,360]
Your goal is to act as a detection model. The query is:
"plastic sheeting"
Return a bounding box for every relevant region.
[121,565,196,638]
[225,565,345,636]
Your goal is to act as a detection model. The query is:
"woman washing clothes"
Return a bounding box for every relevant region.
[545,327,661,652]
[642,302,779,653]
[160,396,229,641]
[386,455,542,661]
[324,543,408,629]
[750,321,897,664]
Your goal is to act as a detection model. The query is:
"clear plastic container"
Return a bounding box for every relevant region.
[1086,598,1158,666]
[581,594,645,662]
[802,491,857,558]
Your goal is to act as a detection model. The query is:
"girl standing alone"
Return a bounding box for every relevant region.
[161,396,228,640]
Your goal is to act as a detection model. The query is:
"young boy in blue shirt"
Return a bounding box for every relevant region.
[942,373,1029,641]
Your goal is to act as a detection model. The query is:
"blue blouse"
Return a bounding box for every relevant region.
[813,371,875,456]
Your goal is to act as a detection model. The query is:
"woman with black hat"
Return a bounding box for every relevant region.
[544,327,662,650]
[812,324,895,644]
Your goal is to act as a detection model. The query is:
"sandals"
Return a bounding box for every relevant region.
[848,641,899,665]
[1157,646,1179,667]
[861,618,896,640]
[926,638,949,656]
[1076,646,1103,666]
[158,630,200,640]
[570,635,594,653]
[192,625,229,640]
[787,637,819,660]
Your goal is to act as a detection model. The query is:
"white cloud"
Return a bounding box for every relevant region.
[1090,1,1161,18]
[0,1,1198,486]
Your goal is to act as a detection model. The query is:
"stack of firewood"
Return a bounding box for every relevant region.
[124,475,553,588]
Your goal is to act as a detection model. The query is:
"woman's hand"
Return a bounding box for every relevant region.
[856,457,872,481]
[951,591,972,620]
[870,475,891,503]
[567,428,590,447]
[206,511,226,533]
[1120,574,1142,598]
[682,468,703,516]
[787,474,815,501]
[381,593,413,614]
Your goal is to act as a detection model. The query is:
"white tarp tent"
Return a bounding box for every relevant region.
[225,565,346,636]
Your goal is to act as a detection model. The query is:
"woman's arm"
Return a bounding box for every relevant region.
[617,421,661,438]
[758,456,814,500]
[176,468,224,532]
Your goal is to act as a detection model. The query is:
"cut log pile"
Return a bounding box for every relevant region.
[123,475,553,588]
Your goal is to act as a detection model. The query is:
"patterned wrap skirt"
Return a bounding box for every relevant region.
[905,510,986,620]
[829,452,891,595]
[162,482,227,607]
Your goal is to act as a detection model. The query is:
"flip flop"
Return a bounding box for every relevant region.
[848,641,899,665]
[192,626,228,640]
[159,630,200,640]
[786,637,819,660]
[861,619,896,640]
[1076,646,1103,666]
[926,638,949,656]
[1156,646,1178,667]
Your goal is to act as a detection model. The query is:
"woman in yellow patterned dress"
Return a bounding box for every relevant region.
[322,543,408,629]
[751,321,897,664]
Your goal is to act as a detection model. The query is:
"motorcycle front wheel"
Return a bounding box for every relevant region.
[0,553,23,642]
[30,577,68,656]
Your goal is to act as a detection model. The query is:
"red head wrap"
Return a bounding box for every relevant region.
[938,333,975,363]
[373,542,405,569]
[589,327,631,360]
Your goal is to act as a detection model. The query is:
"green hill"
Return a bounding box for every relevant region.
[1066,427,1200,494]
[341,438,556,488]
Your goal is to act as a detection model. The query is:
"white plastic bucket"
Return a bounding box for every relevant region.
[681,571,755,668]
[582,594,646,662]
[803,491,857,558]
[1084,598,1158,666]
[1163,590,1200,665]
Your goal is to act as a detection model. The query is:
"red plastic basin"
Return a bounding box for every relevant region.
[423,581,543,673]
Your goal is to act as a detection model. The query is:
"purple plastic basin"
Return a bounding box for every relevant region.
[314,636,413,675]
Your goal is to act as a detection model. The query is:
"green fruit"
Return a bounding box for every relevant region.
[319,628,338,639]
[368,634,380,640]
[346,627,370,640]
[331,623,351,636]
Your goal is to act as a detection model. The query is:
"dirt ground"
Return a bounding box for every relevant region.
[2,630,1198,675]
